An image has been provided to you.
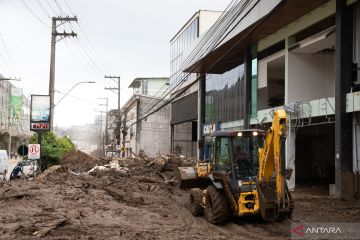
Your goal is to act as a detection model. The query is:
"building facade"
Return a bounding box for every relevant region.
[0,76,31,155]
[107,77,170,158]
[181,0,360,198]
[169,10,223,158]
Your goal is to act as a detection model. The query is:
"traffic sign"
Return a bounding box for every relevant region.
[28,144,41,160]
[17,145,28,156]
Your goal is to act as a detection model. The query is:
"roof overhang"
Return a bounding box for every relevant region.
[185,0,330,74]
[128,79,142,88]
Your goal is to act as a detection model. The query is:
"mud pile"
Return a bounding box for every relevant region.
[2,152,360,239]
[59,149,108,172]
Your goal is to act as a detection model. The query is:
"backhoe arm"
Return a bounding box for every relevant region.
[257,109,292,220]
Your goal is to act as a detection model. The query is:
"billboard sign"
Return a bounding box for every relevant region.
[30,95,50,131]
[10,88,23,121]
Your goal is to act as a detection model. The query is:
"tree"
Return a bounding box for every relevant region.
[28,132,75,169]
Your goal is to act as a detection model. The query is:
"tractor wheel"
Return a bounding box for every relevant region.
[189,188,203,216]
[204,185,230,225]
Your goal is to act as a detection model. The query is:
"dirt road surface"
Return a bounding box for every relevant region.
[1,151,359,239]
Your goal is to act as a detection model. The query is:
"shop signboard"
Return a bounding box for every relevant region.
[30,95,50,131]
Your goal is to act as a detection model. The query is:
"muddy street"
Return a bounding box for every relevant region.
[1,152,359,240]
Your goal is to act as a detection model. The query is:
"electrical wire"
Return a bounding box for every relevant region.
[36,0,51,18]
[54,89,102,106]
[20,0,50,28]
[52,0,114,78]
[62,0,75,16]
[123,0,266,131]
[45,0,59,16]
[0,34,18,74]
[136,0,253,121]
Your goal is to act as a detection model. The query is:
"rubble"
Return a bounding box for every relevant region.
[1,150,359,239]
[36,165,68,181]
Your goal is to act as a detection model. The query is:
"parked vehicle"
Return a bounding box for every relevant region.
[10,159,39,180]
[0,150,9,181]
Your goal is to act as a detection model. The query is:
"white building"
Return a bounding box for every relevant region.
[0,74,31,155]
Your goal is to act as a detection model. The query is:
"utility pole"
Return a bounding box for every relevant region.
[104,76,121,153]
[98,98,109,156]
[49,16,77,131]
[94,110,104,157]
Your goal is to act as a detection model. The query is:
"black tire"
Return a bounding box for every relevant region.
[204,185,230,225]
[190,188,204,216]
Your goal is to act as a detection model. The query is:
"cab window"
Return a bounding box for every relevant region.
[214,137,231,172]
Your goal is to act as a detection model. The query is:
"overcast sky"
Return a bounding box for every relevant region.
[0,0,231,128]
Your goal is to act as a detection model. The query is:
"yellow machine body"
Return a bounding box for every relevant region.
[237,190,259,216]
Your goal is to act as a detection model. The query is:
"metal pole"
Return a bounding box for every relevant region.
[104,76,121,148]
[100,113,103,156]
[49,17,56,131]
[37,132,42,173]
[55,81,95,106]
[8,126,11,159]
[118,77,121,147]
[48,17,77,131]
[105,99,108,155]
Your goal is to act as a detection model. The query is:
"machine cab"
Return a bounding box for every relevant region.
[211,130,265,192]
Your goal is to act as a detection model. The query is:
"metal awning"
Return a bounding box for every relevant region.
[184,0,330,74]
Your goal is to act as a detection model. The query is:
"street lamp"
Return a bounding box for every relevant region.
[55,81,95,106]
[0,77,21,81]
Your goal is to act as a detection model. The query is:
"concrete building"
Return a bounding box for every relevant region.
[169,10,223,158]
[129,77,169,97]
[108,77,170,158]
[179,0,360,198]
[0,76,31,155]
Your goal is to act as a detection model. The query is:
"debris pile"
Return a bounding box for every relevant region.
[2,150,359,239]
[59,149,107,172]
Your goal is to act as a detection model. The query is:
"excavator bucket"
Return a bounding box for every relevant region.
[178,167,208,189]
[257,180,293,221]
[257,180,277,221]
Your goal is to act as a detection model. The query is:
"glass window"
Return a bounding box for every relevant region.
[194,17,199,38]
[205,63,245,124]
[233,135,261,178]
[214,137,231,172]
[142,79,148,95]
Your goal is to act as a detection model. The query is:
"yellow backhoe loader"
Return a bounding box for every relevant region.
[178,109,293,224]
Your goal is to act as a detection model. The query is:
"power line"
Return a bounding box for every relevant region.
[62,0,75,16]
[54,0,66,15]
[123,0,259,128]
[20,0,50,28]
[45,0,59,16]
[54,89,101,105]
[36,0,51,18]
[135,0,244,120]
[0,33,18,74]
[52,0,114,76]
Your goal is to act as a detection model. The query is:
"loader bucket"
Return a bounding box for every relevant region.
[178,167,208,189]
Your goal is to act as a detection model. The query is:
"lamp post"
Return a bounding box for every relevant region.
[0,78,21,81]
[55,81,95,107]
